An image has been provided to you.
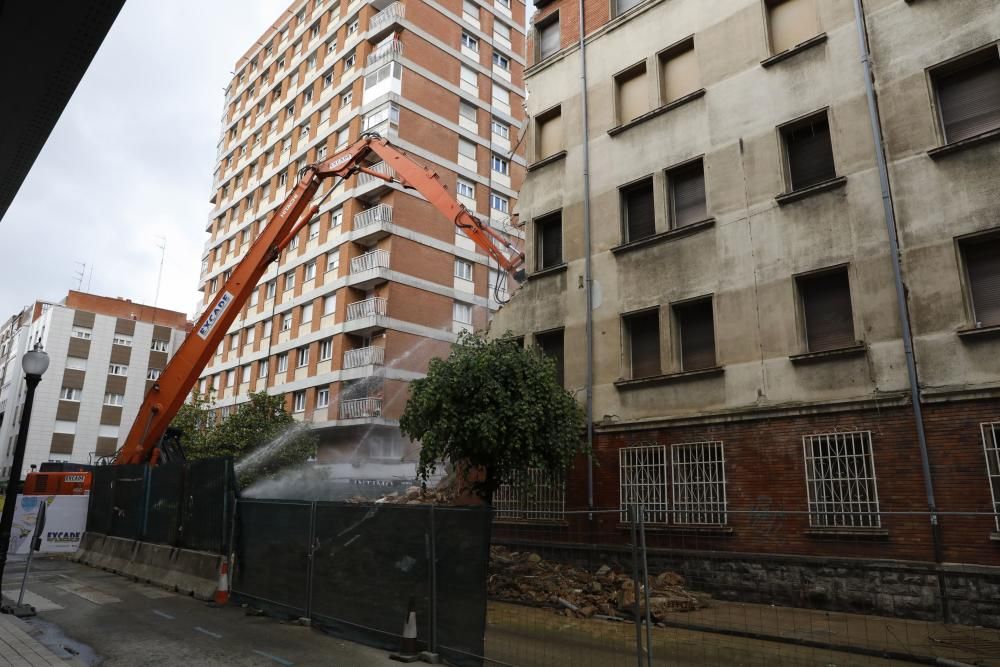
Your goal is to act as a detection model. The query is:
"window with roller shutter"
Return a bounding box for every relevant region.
[614,0,644,17]
[668,160,707,228]
[535,212,563,270]
[933,49,1000,144]
[623,309,661,379]
[621,178,655,243]
[535,106,562,160]
[766,0,819,55]
[797,269,856,352]
[615,64,648,125]
[537,14,560,61]
[782,112,836,191]
[659,38,700,105]
[962,234,1000,328]
[535,329,565,387]
[674,298,716,371]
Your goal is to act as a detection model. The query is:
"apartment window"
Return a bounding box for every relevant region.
[621,177,655,243]
[667,159,707,228]
[316,387,330,409]
[933,48,1000,143]
[667,441,728,525]
[341,90,353,108]
[347,17,359,34]
[319,338,333,361]
[797,268,856,352]
[659,38,700,104]
[463,0,479,25]
[494,469,566,521]
[459,101,477,124]
[766,0,819,56]
[104,393,125,407]
[147,368,162,381]
[311,22,320,39]
[110,334,132,347]
[804,431,880,528]
[493,53,510,71]
[363,102,399,130]
[534,211,562,270]
[327,252,340,273]
[304,261,317,282]
[277,353,289,373]
[458,138,476,163]
[982,422,1000,531]
[455,258,474,281]
[456,178,475,199]
[453,301,473,324]
[301,303,314,324]
[317,145,327,160]
[323,294,337,316]
[782,112,836,191]
[297,345,310,367]
[281,312,293,331]
[673,298,716,371]
[337,128,349,149]
[259,358,269,378]
[288,235,299,251]
[246,326,255,344]
[226,370,236,387]
[108,364,128,377]
[266,280,277,300]
[263,320,273,338]
[961,234,1000,327]
[66,356,87,371]
[293,391,306,413]
[492,85,510,110]
[536,14,560,61]
[300,123,310,137]
[616,63,648,125]
[279,172,289,186]
[241,365,251,384]
[285,271,296,291]
[72,326,92,340]
[490,192,509,214]
[535,106,562,160]
[344,52,356,69]
[60,387,82,402]
[619,444,669,524]
[461,32,479,52]
[242,228,251,245]
[535,328,565,387]
[492,119,510,139]
[331,208,343,229]
[327,39,337,55]
[460,65,478,90]
[151,339,169,352]
[623,309,660,379]
[491,154,509,175]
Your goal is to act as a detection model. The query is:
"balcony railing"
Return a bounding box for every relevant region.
[353,204,392,230]
[367,40,404,68]
[343,345,386,369]
[369,2,405,33]
[340,397,382,419]
[346,297,388,320]
[357,161,394,187]
[351,249,390,274]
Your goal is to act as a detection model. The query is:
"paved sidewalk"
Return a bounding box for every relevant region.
[0,613,78,667]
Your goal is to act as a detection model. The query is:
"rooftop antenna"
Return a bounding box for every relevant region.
[73,261,86,291]
[153,236,166,310]
[86,263,94,292]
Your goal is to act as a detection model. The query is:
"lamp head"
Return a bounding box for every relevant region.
[22,343,49,377]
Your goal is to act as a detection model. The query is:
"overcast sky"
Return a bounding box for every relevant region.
[0,0,289,319]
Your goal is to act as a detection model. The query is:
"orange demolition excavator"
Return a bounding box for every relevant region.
[24,133,524,493]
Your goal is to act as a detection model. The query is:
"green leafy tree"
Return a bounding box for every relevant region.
[171,391,317,487]
[400,331,587,501]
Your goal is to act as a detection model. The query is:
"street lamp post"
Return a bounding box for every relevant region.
[0,343,49,605]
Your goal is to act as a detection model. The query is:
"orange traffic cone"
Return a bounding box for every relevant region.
[389,596,420,662]
[213,558,230,606]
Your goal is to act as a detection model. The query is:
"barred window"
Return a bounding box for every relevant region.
[493,469,565,522]
[671,442,727,525]
[983,422,1000,532]
[803,431,880,528]
[619,444,669,524]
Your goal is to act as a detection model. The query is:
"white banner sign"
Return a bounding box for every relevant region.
[8,495,89,555]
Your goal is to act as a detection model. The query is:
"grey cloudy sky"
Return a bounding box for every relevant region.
[0,0,289,319]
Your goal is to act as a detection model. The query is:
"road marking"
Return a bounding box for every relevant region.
[56,582,121,605]
[129,583,175,599]
[194,626,222,639]
[152,610,175,620]
[253,650,295,666]
[1,589,63,611]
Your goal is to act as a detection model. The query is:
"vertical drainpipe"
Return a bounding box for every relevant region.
[577,0,595,515]
[851,0,944,572]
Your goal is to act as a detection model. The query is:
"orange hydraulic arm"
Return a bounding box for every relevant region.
[115,133,524,466]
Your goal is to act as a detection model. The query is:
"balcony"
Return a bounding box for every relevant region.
[367,40,403,69]
[357,161,395,195]
[349,249,390,289]
[343,345,385,369]
[352,204,393,246]
[369,2,405,40]
[340,397,382,420]
[345,297,388,335]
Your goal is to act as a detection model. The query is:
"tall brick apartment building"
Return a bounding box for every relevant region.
[491,0,1000,621]
[198,0,526,476]
[0,292,188,474]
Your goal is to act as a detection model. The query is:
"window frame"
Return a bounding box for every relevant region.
[622,307,661,379]
[534,210,563,271]
[620,175,656,244]
[665,156,709,229]
[619,443,669,524]
[794,265,858,353]
[957,229,1000,328]
[779,108,838,193]
[803,430,881,529]
[671,441,727,525]
[929,44,1000,146]
[535,11,561,62]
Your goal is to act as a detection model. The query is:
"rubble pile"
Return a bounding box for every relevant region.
[345,484,461,506]
[488,546,705,621]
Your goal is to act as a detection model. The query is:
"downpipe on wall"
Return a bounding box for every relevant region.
[578,0,595,517]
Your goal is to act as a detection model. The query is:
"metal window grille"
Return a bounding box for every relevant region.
[671,441,727,525]
[803,431,880,528]
[494,469,565,522]
[620,444,669,524]
[982,422,1000,532]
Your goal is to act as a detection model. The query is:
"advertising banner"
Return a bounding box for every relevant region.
[8,495,89,555]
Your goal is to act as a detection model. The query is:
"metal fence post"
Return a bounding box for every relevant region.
[629,504,645,667]
[639,503,653,666]
[141,465,151,542]
[429,504,438,658]
[305,501,317,620]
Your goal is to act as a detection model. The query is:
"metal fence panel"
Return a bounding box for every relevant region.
[110,465,147,540]
[86,466,115,535]
[145,463,184,545]
[181,458,233,553]
[231,499,312,618]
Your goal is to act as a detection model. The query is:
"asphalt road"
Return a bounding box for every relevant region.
[1,556,399,666]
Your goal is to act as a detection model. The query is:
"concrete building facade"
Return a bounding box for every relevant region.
[491,0,1000,621]
[0,307,32,483]
[198,0,527,477]
[0,292,187,475]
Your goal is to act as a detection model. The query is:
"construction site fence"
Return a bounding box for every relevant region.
[480,506,1000,667]
[231,499,492,667]
[85,458,236,554]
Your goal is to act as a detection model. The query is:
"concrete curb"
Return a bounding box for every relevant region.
[73,533,222,600]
